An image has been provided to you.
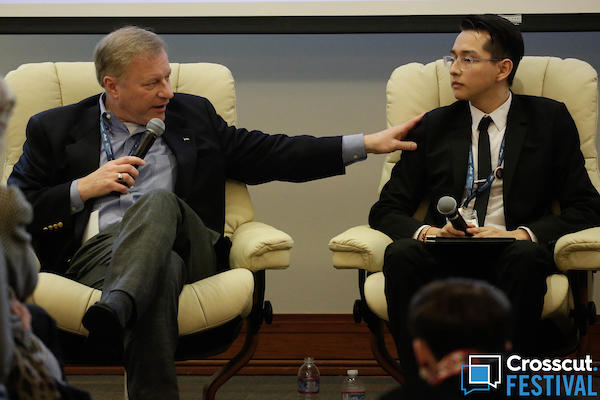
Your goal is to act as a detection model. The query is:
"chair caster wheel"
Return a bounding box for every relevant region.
[353,299,363,323]
[263,300,273,324]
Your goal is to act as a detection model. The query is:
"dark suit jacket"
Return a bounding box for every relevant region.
[8,93,345,274]
[369,94,600,249]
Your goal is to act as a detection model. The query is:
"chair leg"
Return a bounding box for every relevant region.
[570,271,594,358]
[203,271,266,400]
[367,318,404,385]
[123,372,128,400]
[202,321,260,400]
[576,327,591,358]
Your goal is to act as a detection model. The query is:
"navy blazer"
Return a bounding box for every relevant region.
[369,94,600,249]
[9,93,345,273]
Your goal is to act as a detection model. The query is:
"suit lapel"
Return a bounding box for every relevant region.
[163,109,197,198]
[449,102,473,201]
[502,95,528,204]
[64,99,101,180]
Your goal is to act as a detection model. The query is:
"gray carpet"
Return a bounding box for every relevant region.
[66,375,399,400]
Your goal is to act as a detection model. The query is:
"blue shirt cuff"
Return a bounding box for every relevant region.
[70,180,84,214]
[342,134,367,166]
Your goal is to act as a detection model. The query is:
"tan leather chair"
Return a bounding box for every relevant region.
[2,62,293,399]
[329,56,600,381]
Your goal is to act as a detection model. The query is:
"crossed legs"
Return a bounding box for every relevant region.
[68,190,219,400]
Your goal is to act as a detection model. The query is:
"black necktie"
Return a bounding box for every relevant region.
[474,116,492,226]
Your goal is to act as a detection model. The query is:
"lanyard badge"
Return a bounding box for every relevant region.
[100,113,144,161]
[462,134,506,209]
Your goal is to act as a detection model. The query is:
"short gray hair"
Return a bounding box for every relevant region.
[94,26,167,87]
[0,77,15,139]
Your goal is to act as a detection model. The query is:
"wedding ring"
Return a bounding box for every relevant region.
[117,173,123,182]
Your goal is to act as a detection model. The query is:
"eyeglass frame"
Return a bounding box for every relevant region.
[442,55,505,72]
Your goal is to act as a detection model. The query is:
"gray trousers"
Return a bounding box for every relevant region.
[67,190,219,400]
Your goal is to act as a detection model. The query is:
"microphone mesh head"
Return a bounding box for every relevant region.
[437,196,457,216]
[146,118,165,136]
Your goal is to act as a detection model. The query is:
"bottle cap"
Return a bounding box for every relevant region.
[347,369,358,376]
[305,356,314,363]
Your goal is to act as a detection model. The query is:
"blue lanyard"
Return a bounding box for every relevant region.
[463,133,506,208]
[100,113,143,161]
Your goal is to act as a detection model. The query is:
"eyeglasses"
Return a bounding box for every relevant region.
[443,55,503,72]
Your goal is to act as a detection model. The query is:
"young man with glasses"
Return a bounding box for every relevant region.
[369,14,600,380]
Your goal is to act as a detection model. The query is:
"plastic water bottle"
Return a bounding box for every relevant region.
[297,356,320,399]
[341,369,366,400]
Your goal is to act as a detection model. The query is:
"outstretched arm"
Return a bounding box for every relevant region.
[363,113,423,154]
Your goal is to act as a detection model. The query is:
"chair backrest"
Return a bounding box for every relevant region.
[2,62,253,236]
[383,56,600,201]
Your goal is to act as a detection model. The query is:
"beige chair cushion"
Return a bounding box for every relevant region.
[30,269,254,336]
[364,271,571,322]
[330,225,392,273]
[554,227,600,271]
[6,62,292,336]
[230,221,294,271]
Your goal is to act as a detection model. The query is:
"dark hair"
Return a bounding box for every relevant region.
[408,278,513,359]
[460,14,524,85]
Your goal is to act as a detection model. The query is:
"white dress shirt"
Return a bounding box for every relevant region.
[463,94,511,229]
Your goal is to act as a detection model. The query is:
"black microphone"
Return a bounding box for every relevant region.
[131,118,165,160]
[437,196,471,235]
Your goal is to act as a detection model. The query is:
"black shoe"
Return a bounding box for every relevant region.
[82,302,124,362]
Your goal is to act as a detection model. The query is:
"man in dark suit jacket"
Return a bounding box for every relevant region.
[8,27,421,399]
[369,14,600,379]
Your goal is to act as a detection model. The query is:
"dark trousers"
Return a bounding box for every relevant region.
[383,238,555,376]
[66,190,220,400]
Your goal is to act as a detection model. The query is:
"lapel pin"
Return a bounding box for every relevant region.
[183,137,190,141]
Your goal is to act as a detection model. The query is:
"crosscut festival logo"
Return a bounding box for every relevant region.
[461,354,598,397]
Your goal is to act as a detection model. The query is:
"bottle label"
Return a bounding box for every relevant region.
[298,377,320,393]
[341,392,365,400]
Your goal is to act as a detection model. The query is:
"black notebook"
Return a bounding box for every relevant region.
[424,236,515,254]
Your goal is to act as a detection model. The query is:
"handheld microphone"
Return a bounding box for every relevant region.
[131,118,165,160]
[437,196,471,235]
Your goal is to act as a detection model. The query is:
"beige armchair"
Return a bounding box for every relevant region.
[2,62,293,399]
[329,56,600,381]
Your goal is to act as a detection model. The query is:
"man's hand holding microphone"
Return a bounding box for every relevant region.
[418,196,530,241]
[78,118,165,202]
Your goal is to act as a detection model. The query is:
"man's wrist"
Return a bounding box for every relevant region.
[70,179,85,213]
[419,225,436,242]
[341,134,367,166]
[514,228,531,241]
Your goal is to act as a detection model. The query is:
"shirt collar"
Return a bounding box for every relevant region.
[98,93,144,135]
[99,92,112,124]
[469,91,512,133]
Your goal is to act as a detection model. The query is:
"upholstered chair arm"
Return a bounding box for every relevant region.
[229,221,293,272]
[554,227,600,272]
[329,225,393,273]
[177,268,254,335]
